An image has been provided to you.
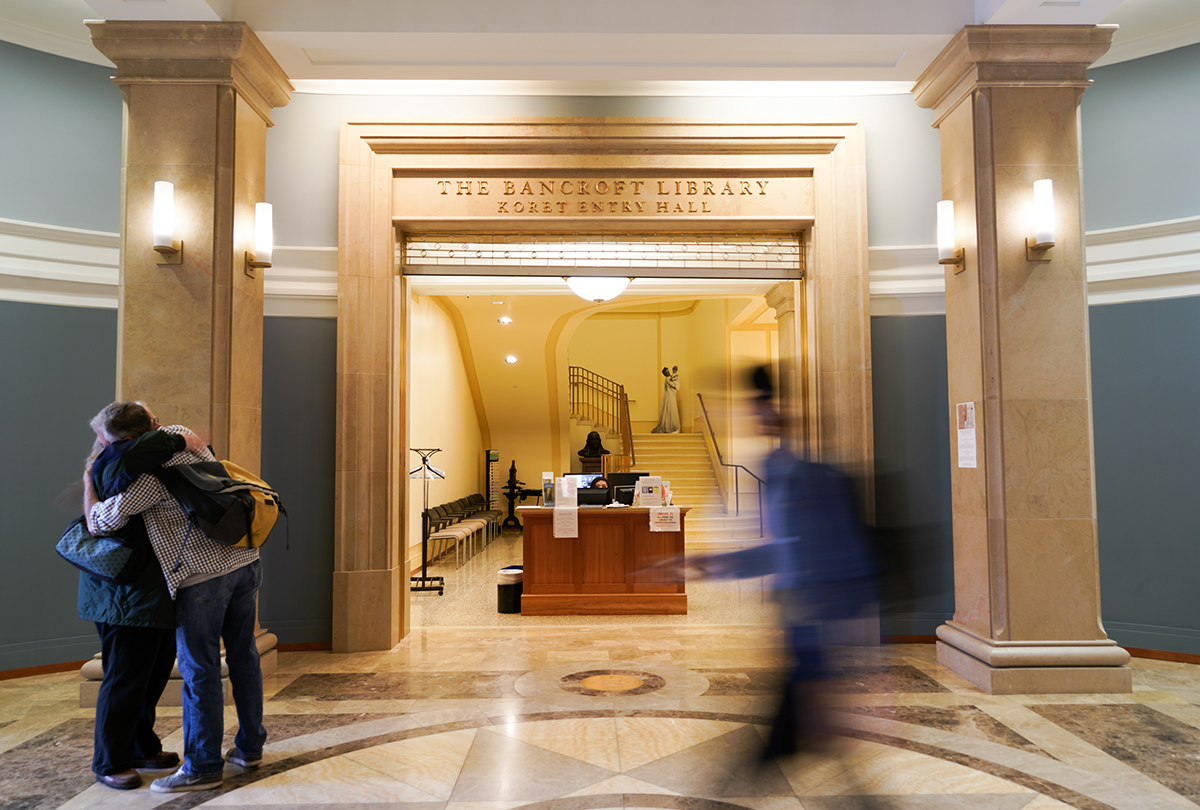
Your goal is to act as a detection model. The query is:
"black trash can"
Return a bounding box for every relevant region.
[497,566,523,614]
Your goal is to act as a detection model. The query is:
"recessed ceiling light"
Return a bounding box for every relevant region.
[498,316,512,325]
[492,300,504,305]
[504,355,518,364]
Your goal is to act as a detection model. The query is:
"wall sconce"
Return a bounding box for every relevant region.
[564,276,632,303]
[245,203,273,277]
[936,200,964,272]
[152,181,182,265]
[1027,179,1055,261]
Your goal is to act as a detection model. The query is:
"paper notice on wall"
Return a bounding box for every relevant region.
[649,506,681,532]
[553,507,578,538]
[956,401,977,469]
[556,476,578,507]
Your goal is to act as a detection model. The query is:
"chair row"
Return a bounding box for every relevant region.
[426,494,504,568]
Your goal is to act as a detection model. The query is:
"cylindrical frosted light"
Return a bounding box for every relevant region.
[1033,179,1055,247]
[936,200,956,262]
[152,181,174,249]
[254,202,273,265]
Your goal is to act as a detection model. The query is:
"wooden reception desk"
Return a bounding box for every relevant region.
[519,506,689,615]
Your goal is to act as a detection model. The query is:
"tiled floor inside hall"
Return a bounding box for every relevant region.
[4,534,1200,810]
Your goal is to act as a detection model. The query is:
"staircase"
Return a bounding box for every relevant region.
[630,433,763,548]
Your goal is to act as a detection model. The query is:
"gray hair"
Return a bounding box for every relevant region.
[89,401,154,443]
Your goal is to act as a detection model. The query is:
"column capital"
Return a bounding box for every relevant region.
[764,281,796,318]
[87,20,292,125]
[913,25,1115,124]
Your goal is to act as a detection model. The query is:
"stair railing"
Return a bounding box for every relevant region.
[696,393,764,536]
[569,366,635,473]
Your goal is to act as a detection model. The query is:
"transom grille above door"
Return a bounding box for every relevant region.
[400,233,804,279]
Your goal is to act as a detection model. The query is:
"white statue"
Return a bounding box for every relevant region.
[651,365,681,434]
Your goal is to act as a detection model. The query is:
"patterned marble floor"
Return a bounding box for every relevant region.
[4,623,1200,810]
[4,537,1199,810]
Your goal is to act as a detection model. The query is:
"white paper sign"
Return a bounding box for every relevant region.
[553,507,578,537]
[637,476,663,507]
[649,506,681,532]
[956,402,977,469]
[556,476,578,507]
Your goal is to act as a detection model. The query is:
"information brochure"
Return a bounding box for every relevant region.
[634,476,663,507]
[542,471,555,507]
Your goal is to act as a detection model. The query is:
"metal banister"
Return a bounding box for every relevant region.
[569,366,634,473]
[696,392,764,537]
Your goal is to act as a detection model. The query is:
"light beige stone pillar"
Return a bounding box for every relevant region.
[88,21,292,471]
[765,281,804,451]
[914,25,1130,694]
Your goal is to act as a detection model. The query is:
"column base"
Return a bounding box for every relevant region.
[936,623,1131,694]
[938,641,1131,694]
[79,630,278,708]
[333,567,403,652]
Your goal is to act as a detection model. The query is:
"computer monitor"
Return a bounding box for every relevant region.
[612,486,636,506]
[605,472,640,489]
[563,473,602,489]
[576,488,611,506]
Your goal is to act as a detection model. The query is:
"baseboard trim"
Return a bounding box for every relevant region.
[882,634,937,644]
[0,659,88,681]
[1122,646,1200,665]
[275,641,334,652]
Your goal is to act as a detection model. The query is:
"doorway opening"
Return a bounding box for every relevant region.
[402,250,801,627]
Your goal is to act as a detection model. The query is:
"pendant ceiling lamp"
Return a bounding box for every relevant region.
[565,276,632,303]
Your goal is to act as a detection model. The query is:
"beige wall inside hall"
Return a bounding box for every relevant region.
[406,294,485,568]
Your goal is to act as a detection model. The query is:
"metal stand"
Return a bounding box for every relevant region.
[501,459,542,530]
[409,448,445,595]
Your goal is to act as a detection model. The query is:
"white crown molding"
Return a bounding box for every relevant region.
[1091,21,1200,69]
[1085,215,1200,306]
[3,215,1198,316]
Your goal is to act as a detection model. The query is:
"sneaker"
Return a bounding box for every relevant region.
[150,770,222,793]
[225,747,263,769]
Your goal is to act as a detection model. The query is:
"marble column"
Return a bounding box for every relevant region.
[87,22,292,686]
[88,21,292,470]
[914,25,1130,694]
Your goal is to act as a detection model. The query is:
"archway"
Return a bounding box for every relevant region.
[333,120,872,652]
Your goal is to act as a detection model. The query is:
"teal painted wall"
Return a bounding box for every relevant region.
[0,40,122,232]
[1090,297,1200,655]
[0,301,118,669]
[870,315,954,636]
[258,317,338,643]
[1083,43,1200,230]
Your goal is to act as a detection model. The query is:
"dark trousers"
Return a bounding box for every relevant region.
[92,622,177,776]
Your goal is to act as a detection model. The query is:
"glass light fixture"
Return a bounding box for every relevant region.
[498,316,512,325]
[564,276,632,303]
[152,181,181,263]
[936,199,963,269]
[504,355,518,364]
[1026,179,1056,261]
[246,202,274,276]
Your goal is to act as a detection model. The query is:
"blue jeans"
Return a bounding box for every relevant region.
[175,560,266,777]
